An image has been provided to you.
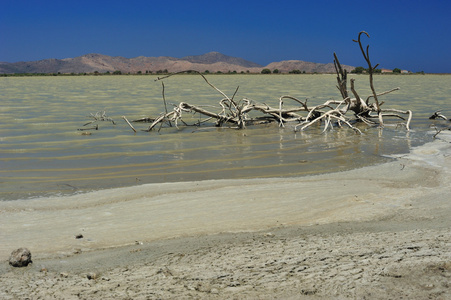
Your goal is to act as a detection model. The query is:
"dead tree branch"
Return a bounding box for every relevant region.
[353,31,383,125]
[334,52,348,99]
[80,32,413,136]
[429,111,448,121]
[122,116,137,133]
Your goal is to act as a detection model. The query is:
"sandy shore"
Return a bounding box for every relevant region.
[1,131,451,299]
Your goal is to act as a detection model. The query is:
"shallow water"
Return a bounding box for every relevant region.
[1,74,449,200]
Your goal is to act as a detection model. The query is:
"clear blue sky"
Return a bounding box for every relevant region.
[1,0,450,73]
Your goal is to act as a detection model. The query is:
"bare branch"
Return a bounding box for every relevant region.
[81,31,412,137]
[122,116,137,133]
[429,111,448,121]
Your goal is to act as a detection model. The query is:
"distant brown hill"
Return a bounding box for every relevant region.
[0,52,354,74]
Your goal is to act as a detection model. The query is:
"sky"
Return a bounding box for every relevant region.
[1,0,450,73]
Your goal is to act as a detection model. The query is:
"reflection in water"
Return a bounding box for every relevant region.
[0,75,449,200]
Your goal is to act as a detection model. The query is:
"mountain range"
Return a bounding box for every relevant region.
[0,52,355,74]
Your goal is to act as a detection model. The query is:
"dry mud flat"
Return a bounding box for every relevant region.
[1,132,451,299]
[2,226,450,299]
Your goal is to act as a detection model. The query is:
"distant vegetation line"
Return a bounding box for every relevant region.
[0,68,426,77]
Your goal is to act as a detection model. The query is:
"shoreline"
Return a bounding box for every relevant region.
[1,132,451,298]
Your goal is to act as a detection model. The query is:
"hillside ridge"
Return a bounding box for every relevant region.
[0,52,354,74]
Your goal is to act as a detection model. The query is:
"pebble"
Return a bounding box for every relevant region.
[87,272,98,280]
[9,248,32,267]
[421,283,435,290]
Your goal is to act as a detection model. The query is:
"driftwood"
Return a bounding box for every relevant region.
[81,31,414,135]
[122,116,137,133]
[429,111,450,138]
[294,31,412,132]
[429,111,448,121]
[131,117,155,123]
[77,124,98,131]
[85,111,115,125]
[134,31,412,134]
[78,111,115,131]
[431,124,451,138]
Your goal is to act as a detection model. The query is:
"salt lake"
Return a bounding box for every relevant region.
[1,74,449,200]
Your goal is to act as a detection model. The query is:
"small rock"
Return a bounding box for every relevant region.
[60,272,69,278]
[421,283,434,290]
[75,234,84,239]
[9,248,32,267]
[87,272,98,280]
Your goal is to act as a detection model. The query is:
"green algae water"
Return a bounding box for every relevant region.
[1,74,449,200]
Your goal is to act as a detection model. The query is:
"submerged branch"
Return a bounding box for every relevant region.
[122,116,137,133]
